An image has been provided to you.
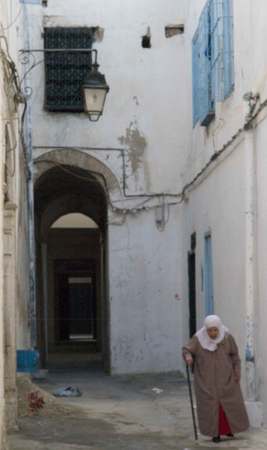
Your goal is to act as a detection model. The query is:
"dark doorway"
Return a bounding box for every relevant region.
[54,259,97,343]
[188,233,197,337]
[34,165,109,371]
[68,277,95,339]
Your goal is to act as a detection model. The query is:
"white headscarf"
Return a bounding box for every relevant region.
[196,315,228,351]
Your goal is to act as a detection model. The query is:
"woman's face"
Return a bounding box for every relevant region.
[207,326,219,339]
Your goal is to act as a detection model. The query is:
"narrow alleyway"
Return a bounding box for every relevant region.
[8,369,267,450]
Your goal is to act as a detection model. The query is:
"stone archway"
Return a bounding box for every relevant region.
[34,150,118,372]
[34,148,120,194]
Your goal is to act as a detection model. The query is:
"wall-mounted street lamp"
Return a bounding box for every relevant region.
[83,52,110,122]
[19,47,110,121]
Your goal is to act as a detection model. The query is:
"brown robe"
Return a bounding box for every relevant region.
[183,333,249,437]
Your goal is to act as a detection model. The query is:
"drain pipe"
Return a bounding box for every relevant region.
[22,4,37,348]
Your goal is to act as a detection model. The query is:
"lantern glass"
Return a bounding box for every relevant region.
[83,86,107,121]
[82,64,109,121]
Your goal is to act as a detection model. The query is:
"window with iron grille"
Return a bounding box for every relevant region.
[192,0,234,127]
[44,27,94,112]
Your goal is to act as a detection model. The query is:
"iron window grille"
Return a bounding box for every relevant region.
[44,27,95,112]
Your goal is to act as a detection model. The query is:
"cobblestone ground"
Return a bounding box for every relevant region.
[8,369,267,450]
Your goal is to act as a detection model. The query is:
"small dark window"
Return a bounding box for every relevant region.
[142,35,151,48]
[44,27,94,112]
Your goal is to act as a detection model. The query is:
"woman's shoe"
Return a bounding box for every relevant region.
[212,436,221,443]
[227,433,234,438]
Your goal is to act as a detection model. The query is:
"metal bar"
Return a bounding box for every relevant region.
[20,48,97,53]
[20,48,98,65]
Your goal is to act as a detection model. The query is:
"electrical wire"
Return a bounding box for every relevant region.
[11,34,267,219]
[5,122,16,178]
[180,98,267,199]
[0,21,264,218]
[20,58,43,88]
[30,96,267,216]
[33,145,182,200]
[34,158,182,215]
[2,6,23,31]
[0,34,25,104]
[0,32,28,195]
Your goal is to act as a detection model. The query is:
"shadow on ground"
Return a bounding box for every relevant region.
[8,369,266,450]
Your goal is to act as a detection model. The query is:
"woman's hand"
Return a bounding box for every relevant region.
[184,353,194,366]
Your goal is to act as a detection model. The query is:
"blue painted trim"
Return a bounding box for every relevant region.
[20,0,41,4]
[17,350,40,373]
[204,233,214,316]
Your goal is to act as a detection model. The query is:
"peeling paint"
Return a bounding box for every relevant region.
[118,122,147,174]
[133,96,140,106]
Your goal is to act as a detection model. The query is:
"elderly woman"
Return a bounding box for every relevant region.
[183,315,249,443]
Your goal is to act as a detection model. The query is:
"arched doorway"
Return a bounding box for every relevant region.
[34,162,111,371]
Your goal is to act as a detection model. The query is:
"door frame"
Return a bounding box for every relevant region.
[188,232,197,337]
[204,232,214,315]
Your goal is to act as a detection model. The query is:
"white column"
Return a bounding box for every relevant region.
[3,203,18,430]
[244,128,257,400]
[0,59,6,450]
[244,128,263,427]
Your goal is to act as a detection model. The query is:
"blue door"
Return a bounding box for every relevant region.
[204,233,214,315]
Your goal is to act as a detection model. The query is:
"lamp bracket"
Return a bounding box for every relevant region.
[20,48,98,63]
[19,48,99,99]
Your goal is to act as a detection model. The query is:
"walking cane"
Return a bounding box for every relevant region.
[186,364,198,441]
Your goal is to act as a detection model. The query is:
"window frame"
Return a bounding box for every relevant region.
[192,0,234,127]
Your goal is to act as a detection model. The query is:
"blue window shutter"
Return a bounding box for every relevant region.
[223,0,234,98]
[210,0,224,101]
[198,1,215,126]
[210,0,234,101]
[192,0,216,127]
[192,30,200,126]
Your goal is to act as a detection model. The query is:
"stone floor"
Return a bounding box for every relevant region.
[8,368,267,450]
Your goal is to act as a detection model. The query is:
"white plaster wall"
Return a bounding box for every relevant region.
[0,0,24,444]
[109,207,184,374]
[183,0,254,184]
[20,0,190,374]
[255,116,267,422]
[6,3,33,350]
[181,0,267,421]
[22,0,190,193]
[20,0,267,385]
[0,0,27,442]
[178,0,253,363]
[16,166,31,349]
[181,141,247,358]
[0,39,6,450]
